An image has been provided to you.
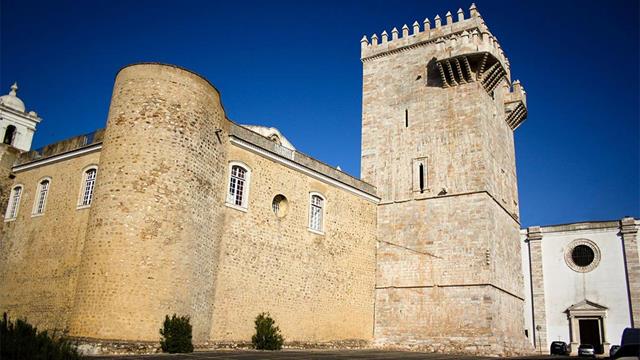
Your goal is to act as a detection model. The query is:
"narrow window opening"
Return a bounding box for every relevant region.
[3,125,16,145]
[309,194,324,232]
[81,168,97,206]
[5,186,22,219]
[419,164,425,193]
[405,109,409,128]
[34,180,50,214]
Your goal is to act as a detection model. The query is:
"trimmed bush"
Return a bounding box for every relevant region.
[0,312,82,360]
[251,312,284,350]
[159,314,193,353]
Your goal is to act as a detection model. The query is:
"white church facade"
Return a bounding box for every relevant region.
[522,218,639,355]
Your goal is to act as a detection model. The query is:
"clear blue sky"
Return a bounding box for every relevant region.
[1,0,638,227]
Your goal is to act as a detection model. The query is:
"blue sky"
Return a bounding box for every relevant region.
[1,0,638,227]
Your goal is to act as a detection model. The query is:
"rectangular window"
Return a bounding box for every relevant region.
[34,180,50,214]
[5,186,22,220]
[81,169,97,206]
[229,165,247,206]
[309,194,324,232]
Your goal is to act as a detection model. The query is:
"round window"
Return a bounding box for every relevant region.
[565,239,600,273]
[271,194,288,218]
[571,245,595,267]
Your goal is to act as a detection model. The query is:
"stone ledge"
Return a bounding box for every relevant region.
[72,338,160,355]
[74,338,371,355]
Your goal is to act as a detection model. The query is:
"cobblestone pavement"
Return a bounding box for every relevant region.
[90,349,581,360]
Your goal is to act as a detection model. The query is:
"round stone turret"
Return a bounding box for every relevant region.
[69,63,229,343]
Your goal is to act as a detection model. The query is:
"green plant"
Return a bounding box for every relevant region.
[0,312,82,360]
[251,312,284,350]
[159,314,193,353]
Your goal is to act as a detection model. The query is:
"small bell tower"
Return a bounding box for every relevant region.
[0,82,42,151]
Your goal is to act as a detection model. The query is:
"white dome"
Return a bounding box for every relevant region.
[0,83,26,112]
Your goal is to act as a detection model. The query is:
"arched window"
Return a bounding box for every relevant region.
[226,163,251,209]
[4,185,23,220]
[33,179,50,215]
[79,167,97,207]
[308,193,325,233]
[3,125,16,145]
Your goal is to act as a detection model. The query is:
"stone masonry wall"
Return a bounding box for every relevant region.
[209,144,377,345]
[0,151,100,331]
[374,193,527,355]
[361,16,528,355]
[68,64,229,343]
[0,144,19,232]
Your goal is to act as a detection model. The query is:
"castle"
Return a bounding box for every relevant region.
[0,4,637,356]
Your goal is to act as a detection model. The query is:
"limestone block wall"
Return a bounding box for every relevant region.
[374,193,526,354]
[209,144,377,345]
[68,63,229,343]
[0,151,100,331]
[361,57,518,215]
[361,14,527,355]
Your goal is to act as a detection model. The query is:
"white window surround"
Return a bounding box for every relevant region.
[225,161,251,212]
[77,165,98,209]
[4,184,23,221]
[308,192,326,235]
[32,177,51,217]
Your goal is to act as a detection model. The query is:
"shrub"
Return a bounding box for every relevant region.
[159,314,193,353]
[251,312,284,350]
[0,312,82,360]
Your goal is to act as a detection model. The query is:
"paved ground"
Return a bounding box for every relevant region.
[90,349,582,360]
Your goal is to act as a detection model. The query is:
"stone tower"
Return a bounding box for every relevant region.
[360,4,529,355]
[68,64,229,343]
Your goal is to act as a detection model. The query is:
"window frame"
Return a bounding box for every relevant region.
[308,191,326,235]
[77,165,98,209]
[4,184,23,221]
[225,161,251,212]
[32,177,52,217]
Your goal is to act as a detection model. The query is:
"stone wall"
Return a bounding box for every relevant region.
[209,143,377,345]
[68,63,229,343]
[0,144,19,231]
[0,63,379,352]
[361,12,529,355]
[374,194,526,355]
[0,150,100,331]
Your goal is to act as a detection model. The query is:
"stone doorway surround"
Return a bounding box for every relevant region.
[565,300,609,355]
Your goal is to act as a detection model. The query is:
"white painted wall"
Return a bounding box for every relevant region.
[0,107,39,151]
[540,227,631,347]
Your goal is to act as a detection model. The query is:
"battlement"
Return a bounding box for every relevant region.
[504,80,527,130]
[15,129,105,166]
[360,3,509,76]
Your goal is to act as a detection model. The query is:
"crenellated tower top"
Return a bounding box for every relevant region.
[360,3,527,130]
[361,4,504,65]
